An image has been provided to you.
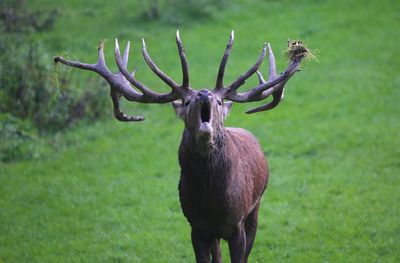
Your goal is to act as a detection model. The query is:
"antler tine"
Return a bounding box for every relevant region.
[114,39,146,95]
[224,42,267,94]
[176,30,189,89]
[247,58,300,99]
[96,40,106,68]
[110,91,145,121]
[115,39,187,102]
[245,80,288,114]
[54,41,106,73]
[115,38,167,98]
[253,42,285,111]
[244,44,284,114]
[256,70,266,84]
[267,43,277,80]
[122,40,130,68]
[141,38,182,92]
[54,54,96,72]
[215,30,234,90]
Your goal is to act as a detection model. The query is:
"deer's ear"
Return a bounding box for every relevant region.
[223,101,233,118]
[172,101,185,119]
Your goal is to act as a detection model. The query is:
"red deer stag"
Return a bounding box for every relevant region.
[54,31,309,263]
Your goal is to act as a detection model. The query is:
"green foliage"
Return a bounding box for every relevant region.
[0,0,109,161]
[0,113,37,162]
[0,0,58,33]
[140,0,226,25]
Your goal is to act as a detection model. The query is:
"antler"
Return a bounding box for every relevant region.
[54,32,309,119]
[214,31,267,93]
[215,34,309,113]
[54,31,192,121]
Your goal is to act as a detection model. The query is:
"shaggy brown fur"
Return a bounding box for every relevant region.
[174,90,268,263]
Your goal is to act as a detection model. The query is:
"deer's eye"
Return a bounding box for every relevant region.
[217,100,222,106]
[184,100,190,107]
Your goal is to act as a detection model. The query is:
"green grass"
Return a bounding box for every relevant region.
[1,0,400,262]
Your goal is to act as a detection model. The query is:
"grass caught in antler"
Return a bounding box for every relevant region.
[286,40,317,62]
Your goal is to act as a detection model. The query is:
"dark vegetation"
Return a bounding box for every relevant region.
[0,0,109,161]
[140,0,226,25]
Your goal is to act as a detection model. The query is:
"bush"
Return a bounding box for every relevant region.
[0,113,37,162]
[0,0,58,33]
[140,0,227,25]
[0,1,109,162]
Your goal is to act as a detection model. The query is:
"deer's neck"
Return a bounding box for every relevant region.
[178,127,232,186]
[180,126,227,158]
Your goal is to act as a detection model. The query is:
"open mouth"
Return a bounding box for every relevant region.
[200,102,211,123]
[198,100,213,136]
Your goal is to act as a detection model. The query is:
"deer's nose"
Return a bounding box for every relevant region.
[197,90,212,101]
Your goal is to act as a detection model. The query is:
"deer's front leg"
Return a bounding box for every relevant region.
[228,223,246,263]
[191,229,212,263]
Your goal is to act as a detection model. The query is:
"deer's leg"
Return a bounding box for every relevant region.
[191,229,212,263]
[244,202,260,262]
[228,223,246,263]
[211,238,222,263]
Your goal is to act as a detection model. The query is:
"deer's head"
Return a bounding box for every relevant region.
[54,31,308,141]
[172,89,232,142]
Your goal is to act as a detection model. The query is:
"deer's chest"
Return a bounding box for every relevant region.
[178,159,247,237]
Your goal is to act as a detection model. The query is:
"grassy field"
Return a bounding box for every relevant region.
[1,0,400,262]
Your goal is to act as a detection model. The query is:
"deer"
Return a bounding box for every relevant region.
[54,31,309,263]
